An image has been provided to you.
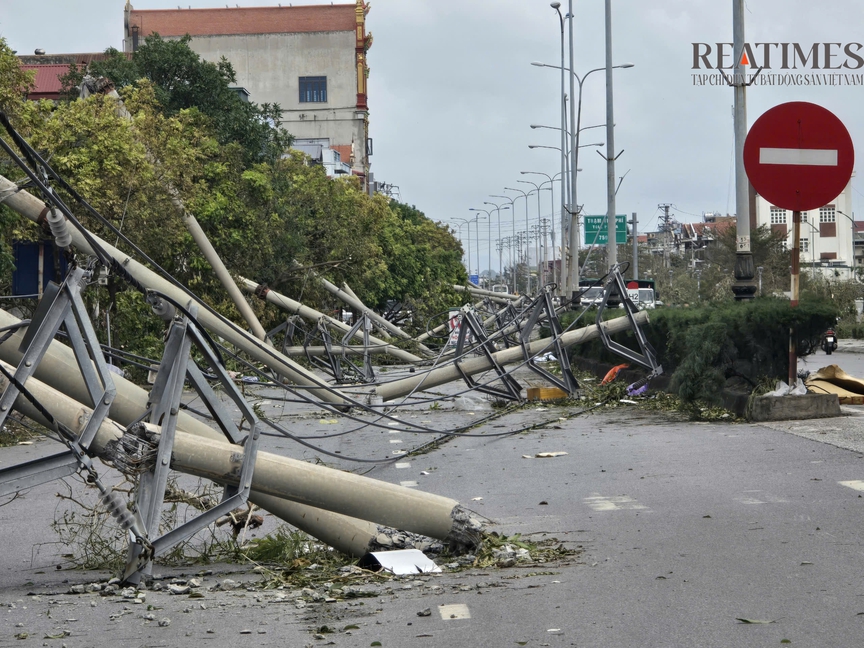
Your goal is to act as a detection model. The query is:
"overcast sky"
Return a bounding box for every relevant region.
[2,0,863,272]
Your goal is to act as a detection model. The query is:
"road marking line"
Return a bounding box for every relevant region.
[736,491,787,505]
[389,430,400,434]
[389,439,402,444]
[583,494,648,511]
[839,480,864,491]
[438,604,471,620]
[759,147,838,166]
[400,480,418,488]
[395,462,411,469]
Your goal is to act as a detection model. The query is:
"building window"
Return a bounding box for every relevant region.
[299,76,327,103]
[800,238,809,253]
[819,205,836,223]
[801,212,809,223]
[770,206,787,224]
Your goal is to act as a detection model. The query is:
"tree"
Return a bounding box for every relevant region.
[60,35,290,164]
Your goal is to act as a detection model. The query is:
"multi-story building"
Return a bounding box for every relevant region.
[754,179,856,280]
[122,0,372,186]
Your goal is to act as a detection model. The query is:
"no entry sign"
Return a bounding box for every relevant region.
[743,102,854,212]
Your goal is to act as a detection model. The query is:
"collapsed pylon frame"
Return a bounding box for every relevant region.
[123,296,261,581]
[0,267,117,496]
[452,305,522,401]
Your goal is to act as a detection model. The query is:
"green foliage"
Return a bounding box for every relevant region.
[0,38,466,365]
[566,298,838,404]
[60,36,291,164]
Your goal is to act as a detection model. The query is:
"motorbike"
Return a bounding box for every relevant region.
[821,328,838,355]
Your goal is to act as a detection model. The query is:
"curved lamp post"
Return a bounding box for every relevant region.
[483,201,511,280]
[505,186,537,295]
[490,194,518,293]
[469,207,493,282]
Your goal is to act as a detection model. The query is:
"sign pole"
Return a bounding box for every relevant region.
[789,210,801,386]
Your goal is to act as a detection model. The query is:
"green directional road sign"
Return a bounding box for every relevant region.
[584,214,627,245]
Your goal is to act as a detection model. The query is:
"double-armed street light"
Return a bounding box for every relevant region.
[469,207,493,281]
[504,186,537,294]
[532,23,634,294]
[450,217,471,275]
[517,178,553,288]
[490,193,519,293]
[483,201,511,280]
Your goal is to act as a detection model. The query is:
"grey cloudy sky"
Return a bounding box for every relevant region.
[2,0,863,272]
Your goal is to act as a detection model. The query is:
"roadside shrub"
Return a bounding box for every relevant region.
[563,297,838,404]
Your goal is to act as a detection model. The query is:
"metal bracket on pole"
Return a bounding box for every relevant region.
[492,301,522,349]
[0,266,121,498]
[0,267,116,447]
[519,287,580,395]
[123,298,260,582]
[340,312,375,383]
[453,306,522,401]
[595,267,662,378]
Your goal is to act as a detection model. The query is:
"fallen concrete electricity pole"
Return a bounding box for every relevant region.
[80,76,271,347]
[0,310,389,556]
[0,175,348,408]
[240,277,424,364]
[454,284,523,302]
[0,346,477,553]
[310,272,434,356]
[376,310,650,401]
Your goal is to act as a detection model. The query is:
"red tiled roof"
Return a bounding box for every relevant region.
[129,4,356,38]
[20,64,68,101]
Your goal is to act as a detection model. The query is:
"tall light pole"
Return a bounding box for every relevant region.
[551,2,567,296]
[484,201,511,280]
[469,207,493,281]
[450,218,470,276]
[491,194,518,292]
[521,170,559,287]
[469,214,486,282]
[532,61,634,291]
[505,186,536,294]
[518,178,553,287]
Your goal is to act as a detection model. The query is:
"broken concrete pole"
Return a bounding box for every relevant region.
[0,360,479,551]
[0,175,348,408]
[310,272,434,355]
[376,310,650,401]
[239,277,424,364]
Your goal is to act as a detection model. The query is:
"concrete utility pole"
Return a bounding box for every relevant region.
[566,0,578,298]
[239,278,424,364]
[603,0,618,272]
[630,212,638,279]
[376,310,649,401]
[83,77,272,344]
[0,175,349,408]
[731,0,757,299]
[0,310,480,555]
[659,203,673,269]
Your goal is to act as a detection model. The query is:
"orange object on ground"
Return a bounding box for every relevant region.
[601,363,629,385]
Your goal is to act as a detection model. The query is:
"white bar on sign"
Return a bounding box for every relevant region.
[759,147,838,166]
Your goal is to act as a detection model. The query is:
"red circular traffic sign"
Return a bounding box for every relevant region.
[743,101,854,212]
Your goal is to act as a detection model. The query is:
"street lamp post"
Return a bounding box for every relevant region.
[521,171,559,287]
[469,214,486,282]
[518,178,553,288]
[451,218,470,276]
[491,194,518,293]
[551,2,567,296]
[532,60,634,292]
[505,186,536,295]
[469,207,493,282]
[484,201,511,281]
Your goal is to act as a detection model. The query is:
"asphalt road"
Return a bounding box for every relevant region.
[2,357,864,647]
